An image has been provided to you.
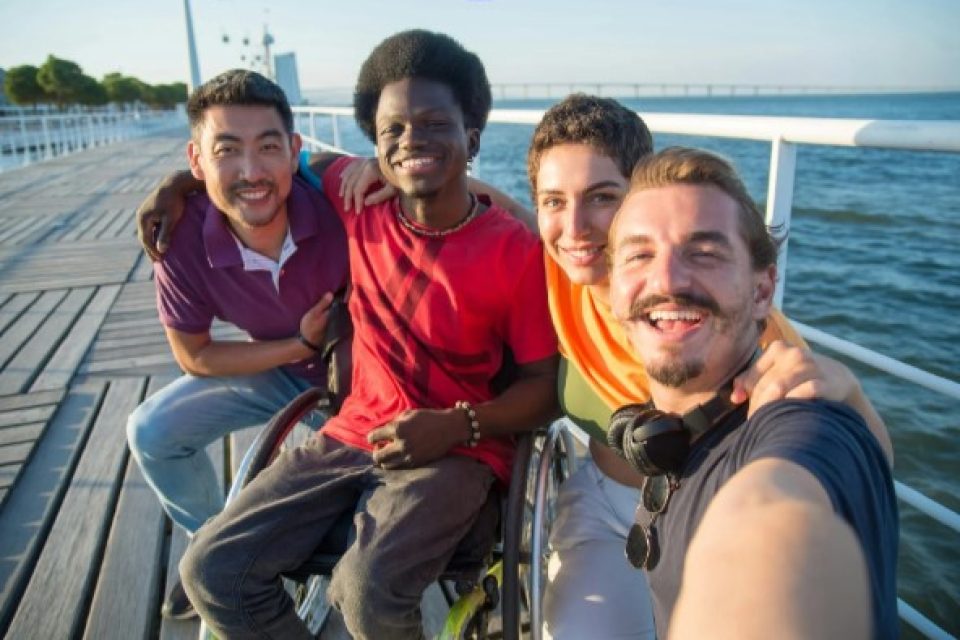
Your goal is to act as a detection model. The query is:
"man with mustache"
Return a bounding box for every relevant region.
[125,69,348,619]
[607,147,898,638]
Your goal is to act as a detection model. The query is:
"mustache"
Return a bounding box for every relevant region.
[230,180,275,192]
[626,292,721,322]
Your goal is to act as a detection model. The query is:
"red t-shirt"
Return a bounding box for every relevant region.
[320,157,557,482]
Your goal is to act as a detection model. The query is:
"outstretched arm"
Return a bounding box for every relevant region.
[669,458,871,640]
[733,341,894,465]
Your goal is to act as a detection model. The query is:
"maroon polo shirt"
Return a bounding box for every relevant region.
[154,176,348,385]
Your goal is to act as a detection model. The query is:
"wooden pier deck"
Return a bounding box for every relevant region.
[0,130,265,640]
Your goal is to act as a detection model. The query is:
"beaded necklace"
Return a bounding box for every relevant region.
[395,193,479,238]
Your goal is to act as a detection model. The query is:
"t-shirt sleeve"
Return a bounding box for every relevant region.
[738,399,899,632]
[154,256,215,335]
[502,240,558,364]
[319,156,354,222]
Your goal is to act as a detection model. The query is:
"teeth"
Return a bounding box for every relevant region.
[564,247,602,257]
[400,157,436,168]
[648,309,703,322]
[237,189,268,201]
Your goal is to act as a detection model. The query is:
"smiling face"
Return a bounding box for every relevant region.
[536,143,628,287]
[187,104,300,237]
[609,183,775,394]
[374,77,478,201]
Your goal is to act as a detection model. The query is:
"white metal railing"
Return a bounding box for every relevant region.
[0,109,187,173]
[291,105,959,638]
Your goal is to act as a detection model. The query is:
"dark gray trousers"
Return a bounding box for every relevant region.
[180,433,495,639]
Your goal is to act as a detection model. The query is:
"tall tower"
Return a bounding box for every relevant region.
[183,0,202,91]
[262,24,275,80]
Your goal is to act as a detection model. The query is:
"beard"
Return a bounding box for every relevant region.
[627,290,754,389]
[647,351,705,388]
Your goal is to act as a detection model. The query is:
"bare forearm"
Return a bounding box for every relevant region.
[470,356,560,437]
[174,338,314,377]
[671,459,871,639]
[671,500,870,640]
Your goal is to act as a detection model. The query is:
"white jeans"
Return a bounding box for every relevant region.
[544,454,657,639]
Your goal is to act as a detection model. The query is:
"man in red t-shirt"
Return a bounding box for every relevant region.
[180,29,559,639]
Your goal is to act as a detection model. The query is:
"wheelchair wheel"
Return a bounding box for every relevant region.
[200,388,330,640]
[501,421,577,640]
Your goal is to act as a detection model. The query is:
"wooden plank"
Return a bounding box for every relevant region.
[130,251,155,282]
[82,375,174,640]
[79,352,180,376]
[159,421,225,640]
[0,442,32,466]
[0,404,57,427]
[0,380,106,633]
[0,287,95,394]
[0,388,64,412]
[4,377,144,639]
[0,292,39,336]
[31,284,121,392]
[103,207,136,239]
[0,422,44,447]
[0,289,65,370]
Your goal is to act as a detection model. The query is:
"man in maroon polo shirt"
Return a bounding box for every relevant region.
[126,69,348,619]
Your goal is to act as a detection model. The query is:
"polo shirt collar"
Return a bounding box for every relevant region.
[201,180,319,269]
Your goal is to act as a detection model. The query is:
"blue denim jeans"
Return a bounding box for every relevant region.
[126,369,318,534]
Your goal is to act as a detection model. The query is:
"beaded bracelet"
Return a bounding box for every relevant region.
[455,400,481,448]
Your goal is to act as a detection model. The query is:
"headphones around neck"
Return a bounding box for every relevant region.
[606,349,760,476]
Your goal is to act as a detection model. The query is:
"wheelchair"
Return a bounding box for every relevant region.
[199,386,578,640]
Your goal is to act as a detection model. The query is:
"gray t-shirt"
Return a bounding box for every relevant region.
[644,399,898,638]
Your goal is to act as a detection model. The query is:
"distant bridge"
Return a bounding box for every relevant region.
[488,82,956,99]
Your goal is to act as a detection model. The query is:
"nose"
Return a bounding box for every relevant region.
[238,149,268,182]
[398,124,426,150]
[565,197,590,238]
[648,249,691,294]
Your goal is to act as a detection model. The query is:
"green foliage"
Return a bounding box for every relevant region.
[102,73,143,104]
[76,75,108,106]
[4,65,47,106]
[6,54,187,109]
[37,55,85,107]
[147,82,188,108]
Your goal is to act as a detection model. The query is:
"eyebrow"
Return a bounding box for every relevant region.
[614,230,734,252]
[212,129,285,144]
[537,180,624,196]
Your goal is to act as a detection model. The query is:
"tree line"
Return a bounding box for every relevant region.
[4,55,187,109]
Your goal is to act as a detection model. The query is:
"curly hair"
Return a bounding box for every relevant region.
[527,94,653,199]
[353,30,492,143]
[186,69,293,138]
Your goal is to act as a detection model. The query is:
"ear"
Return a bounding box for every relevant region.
[752,264,777,319]
[466,128,481,164]
[289,132,303,173]
[187,140,205,181]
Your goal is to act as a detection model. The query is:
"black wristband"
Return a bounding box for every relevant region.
[296,331,322,353]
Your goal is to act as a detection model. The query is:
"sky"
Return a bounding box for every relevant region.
[1,0,958,95]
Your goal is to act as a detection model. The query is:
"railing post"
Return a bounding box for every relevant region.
[41,117,53,159]
[19,116,30,166]
[765,137,797,309]
[331,114,341,150]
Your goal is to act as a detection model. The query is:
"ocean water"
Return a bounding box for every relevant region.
[311,92,960,636]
